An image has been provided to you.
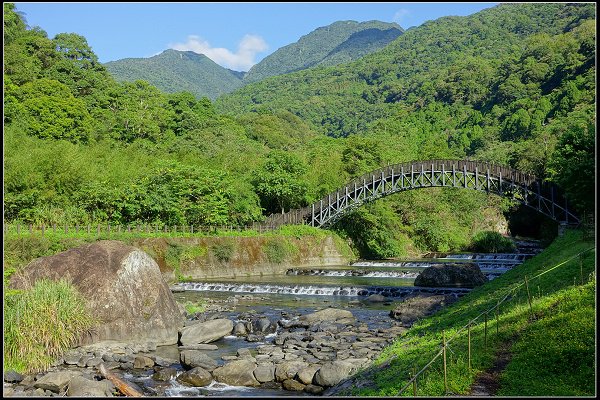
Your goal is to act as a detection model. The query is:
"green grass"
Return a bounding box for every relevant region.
[344,229,595,397]
[3,278,96,373]
[183,300,207,316]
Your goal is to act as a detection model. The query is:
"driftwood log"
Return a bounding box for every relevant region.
[98,362,143,397]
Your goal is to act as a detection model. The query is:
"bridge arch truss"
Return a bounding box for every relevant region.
[265,159,580,228]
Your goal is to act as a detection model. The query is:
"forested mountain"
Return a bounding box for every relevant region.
[104,49,244,100]
[242,20,403,83]
[217,3,595,211]
[103,20,402,99]
[3,2,595,258]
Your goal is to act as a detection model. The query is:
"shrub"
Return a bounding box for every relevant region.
[264,238,295,263]
[211,241,236,262]
[470,230,516,253]
[3,278,95,373]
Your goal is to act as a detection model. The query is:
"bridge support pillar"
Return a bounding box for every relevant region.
[558,222,568,237]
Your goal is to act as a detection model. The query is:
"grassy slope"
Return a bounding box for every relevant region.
[344,229,595,396]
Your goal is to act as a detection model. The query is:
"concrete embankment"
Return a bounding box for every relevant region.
[131,234,353,282]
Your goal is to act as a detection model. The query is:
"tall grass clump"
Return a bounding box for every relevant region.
[3,278,96,373]
[470,230,517,253]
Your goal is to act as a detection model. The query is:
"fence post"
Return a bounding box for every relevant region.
[496,301,499,335]
[108,224,111,236]
[468,323,471,371]
[41,224,45,237]
[29,224,33,235]
[53,224,57,234]
[484,312,488,347]
[442,331,448,395]
[97,224,100,236]
[87,224,90,234]
[17,223,20,236]
[580,254,584,285]
[525,275,533,318]
[412,365,417,396]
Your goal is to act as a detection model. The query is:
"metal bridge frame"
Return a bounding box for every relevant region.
[263,159,580,228]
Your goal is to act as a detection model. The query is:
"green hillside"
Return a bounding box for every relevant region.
[104,49,244,100]
[3,2,595,259]
[338,229,595,396]
[243,20,403,83]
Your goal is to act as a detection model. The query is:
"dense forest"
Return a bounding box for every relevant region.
[3,3,595,258]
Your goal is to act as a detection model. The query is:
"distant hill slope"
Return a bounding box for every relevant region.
[243,20,403,84]
[104,49,244,100]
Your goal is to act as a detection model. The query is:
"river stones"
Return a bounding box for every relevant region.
[66,375,114,397]
[366,294,387,302]
[176,367,212,387]
[314,360,355,387]
[275,360,308,382]
[414,262,486,288]
[10,240,183,346]
[299,308,356,325]
[152,367,178,381]
[297,364,320,385]
[3,371,24,384]
[212,359,260,387]
[282,379,306,391]
[233,322,247,336]
[389,294,458,326]
[180,350,219,371]
[179,319,233,345]
[33,371,81,393]
[253,363,276,383]
[133,356,154,369]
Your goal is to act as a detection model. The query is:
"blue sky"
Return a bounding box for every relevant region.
[14,2,498,71]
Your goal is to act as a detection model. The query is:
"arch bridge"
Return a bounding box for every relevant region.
[263,159,580,229]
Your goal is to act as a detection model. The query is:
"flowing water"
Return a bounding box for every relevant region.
[133,249,537,396]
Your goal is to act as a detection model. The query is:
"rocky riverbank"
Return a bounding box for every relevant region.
[3,292,460,397]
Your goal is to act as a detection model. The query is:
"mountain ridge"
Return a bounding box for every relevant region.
[103,19,403,99]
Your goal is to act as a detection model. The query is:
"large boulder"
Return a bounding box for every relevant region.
[179,319,233,345]
[414,263,486,288]
[10,240,183,346]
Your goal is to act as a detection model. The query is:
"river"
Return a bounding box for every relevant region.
[125,249,538,396]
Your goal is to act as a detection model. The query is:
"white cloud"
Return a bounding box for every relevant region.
[169,34,268,71]
[393,8,411,24]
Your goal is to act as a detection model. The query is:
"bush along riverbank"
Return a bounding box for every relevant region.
[329,229,595,396]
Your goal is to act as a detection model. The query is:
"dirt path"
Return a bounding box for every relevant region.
[468,340,513,396]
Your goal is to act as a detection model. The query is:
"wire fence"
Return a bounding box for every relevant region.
[396,246,596,396]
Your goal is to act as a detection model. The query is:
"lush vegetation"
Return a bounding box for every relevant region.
[217,3,595,211]
[104,49,245,100]
[3,278,96,373]
[243,20,403,83]
[3,2,595,261]
[341,229,595,396]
